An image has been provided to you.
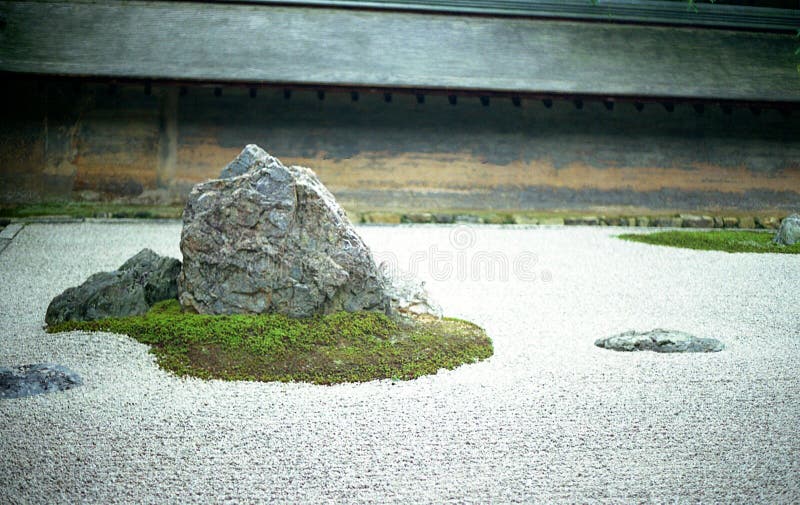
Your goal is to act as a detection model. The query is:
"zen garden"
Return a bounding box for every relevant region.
[1,0,799,504]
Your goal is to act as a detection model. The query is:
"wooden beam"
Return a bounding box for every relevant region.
[1,0,799,102]
[202,0,800,32]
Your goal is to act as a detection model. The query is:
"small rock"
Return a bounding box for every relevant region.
[755,216,780,229]
[512,214,540,225]
[651,217,683,227]
[0,364,82,399]
[564,216,599,226]
[738,216,756,229]
[454,215,482,224]
[773,213,800,245]
[635,217,650,227]
[722,216,739,228]
[380,267,443,318]
[681,215,714,228]
[481,214,513,225]
[46,249,181,325]
[402,213,434,224]
[432,214,455,224]
[362,212,402,224]
[595,329,724,353]
[713,216,724,228]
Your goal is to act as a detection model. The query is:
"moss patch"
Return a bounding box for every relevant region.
[618,230,800,254]
[48,300,493,384]
[0,202,183,219]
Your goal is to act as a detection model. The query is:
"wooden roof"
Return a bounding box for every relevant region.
[1,0,799,102]
[201,0,800,31]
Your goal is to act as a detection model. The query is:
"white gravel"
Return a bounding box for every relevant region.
[1,221,799,504]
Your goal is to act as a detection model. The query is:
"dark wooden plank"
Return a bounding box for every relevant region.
[198,0,800,31]
[1,0,799,101]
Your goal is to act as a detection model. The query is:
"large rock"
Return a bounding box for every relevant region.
[773,213,800,245]
[179,145,388,317]
[595,329,724,353]
[0,364,82,399]
[45,249,181,325]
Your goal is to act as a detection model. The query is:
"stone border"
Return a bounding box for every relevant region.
[356,212,785,229]
[0,211,789,230]
[0,223,24,254]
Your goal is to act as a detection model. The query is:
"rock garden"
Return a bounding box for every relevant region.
[41,145,492,386]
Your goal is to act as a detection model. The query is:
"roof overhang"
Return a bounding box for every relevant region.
[1,0,799,103]
[200,0,800,31]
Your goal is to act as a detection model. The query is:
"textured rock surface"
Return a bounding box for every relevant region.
[45,249,181,325]
[595,329,724,353]
[381,267,442,318]
[179,145,388,317]
[0,364,82,399]
[219,144,282,179]
[773,213,800,245]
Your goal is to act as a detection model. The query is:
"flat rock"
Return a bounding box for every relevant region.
[0,364,82,399]
[595,329,724,353]
[46,249,181,325]
[179,145,388,317]
[773,213,800,245]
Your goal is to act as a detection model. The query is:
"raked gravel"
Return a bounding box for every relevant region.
[1,222,799,504]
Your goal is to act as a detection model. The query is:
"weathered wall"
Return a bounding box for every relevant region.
[1,81,160,202]
[2,78,799,212]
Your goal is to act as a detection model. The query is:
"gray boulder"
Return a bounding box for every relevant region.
[45,249,181,325]
[773,213,800,246]
[179,145,388,317]
[595,329,724,353]
[1,364,82,399]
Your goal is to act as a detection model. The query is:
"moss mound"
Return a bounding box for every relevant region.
[618,230,800,254]
[48,300,493,384]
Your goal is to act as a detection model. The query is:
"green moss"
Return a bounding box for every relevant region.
[0,202,183,219]
[48,300,493,384]
[618,230,800,254]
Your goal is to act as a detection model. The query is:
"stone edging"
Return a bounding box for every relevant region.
[0,212,789,230]
[0,223,25,254]
[356,212,785,229]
